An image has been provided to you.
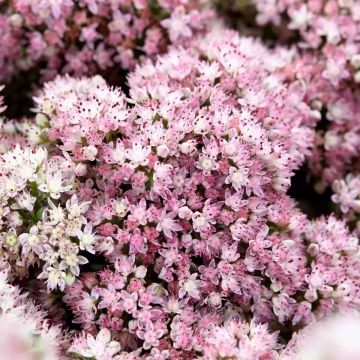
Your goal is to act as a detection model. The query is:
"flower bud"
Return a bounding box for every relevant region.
[178,206,193,220]
[208,292,222,309]
[305,288,318,302]
[156,144,170,158]
[9,13,23,27]
[350,54,360,69]
[35,113,49,127]
[307,243,320,256]
[75,163,88,177]
[65,272,75,286]
[81,145,98,161]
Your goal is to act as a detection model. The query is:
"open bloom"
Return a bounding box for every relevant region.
[69,329,121,359]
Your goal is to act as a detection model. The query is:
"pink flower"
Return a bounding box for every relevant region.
[156,211,183,238]
[179,273,203,299]
[136,322,165,350]
[161,7,192,42]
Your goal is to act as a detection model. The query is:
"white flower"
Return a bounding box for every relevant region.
[288,4,312,30]
[225,166,249,191]
[2,145,47,172]
[0,271,16,307]
[38,264,66,291]
[126,141,151,168]
[8,211,23,227]
[18,225,44,255]
[318,18,341,44]
[9,13,23,27]
[66,194,91,220]
[198,61,223,83]
[77,223,98,254]
[38,168,73,199]
[1,146,47,182]
[354,71,360,83]
[324,131,341,150]
[207,292,222,309]
[59,251,88,276]
[179,140,197,155]
[201,158,214,171]
[110,140,126,165]
[0,175,26,198]
[43,199,65,225]
[179,273,203,299]
[113,198,129,217]
[12,191,36,212]
[81,145,98,161]
[196,154,219,174]
[165,297,183,314]
[69,329,121,359]
[96,236,115,256]
[192,211,210,233]
[291,315,360,360]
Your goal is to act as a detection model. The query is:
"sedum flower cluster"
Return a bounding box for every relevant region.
[0,268,68,359]
[231,0,360,220]
[0,0,213,84]
[0,2,360,360]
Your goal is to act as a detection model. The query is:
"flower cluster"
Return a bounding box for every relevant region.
[34,29,317,177]
[253,0,359,72]
[290,50,360,202]
[0,144,101,288]
[0,0,214,84]
[241,0,360,213]
[0,27,354,358]
[0,98,38,152]
[0,268,67,359]
[306,81,360,190]
[219,0,360,224]
[303,215,360,316]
